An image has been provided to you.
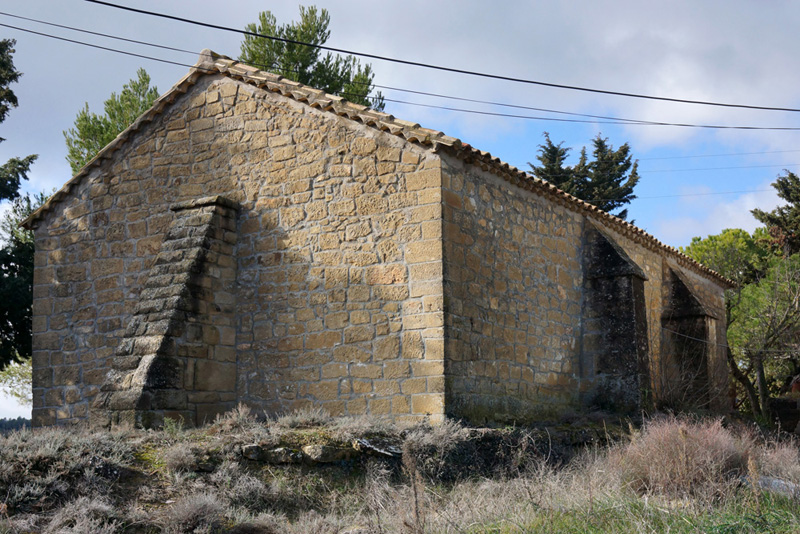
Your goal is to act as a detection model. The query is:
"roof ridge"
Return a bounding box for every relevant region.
[22,50,734,288]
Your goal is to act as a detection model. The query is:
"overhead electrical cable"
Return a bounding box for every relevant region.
[354,94,800,131]
[585,189,773,201]
[0,22,197,69]
[0,11,698,127]
[4,17,800,186]
[645,163,800,173]
[0,10,196,55]
[640,149,800,160]
[84,0,800,114]
[5,12,800,132]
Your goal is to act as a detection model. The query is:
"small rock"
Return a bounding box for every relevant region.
[352,438,402,457]
[264,447,301,464]
[302,444,355,463]
[241,444,263,460]
[196,461,216,473]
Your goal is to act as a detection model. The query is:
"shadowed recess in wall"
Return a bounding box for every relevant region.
[660,267,718,411]
[581,223,650,414]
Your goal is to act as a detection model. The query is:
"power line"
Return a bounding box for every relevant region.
[0,11,196,55]
[646,163,800,174]
[84,0,800,114]
[3,18,799,184]
[372,95,800,131]
[6,12,800,133]
[0,12,733,129]
[606,189,773,200]
[0,22,195,70]
[640,149,800,161]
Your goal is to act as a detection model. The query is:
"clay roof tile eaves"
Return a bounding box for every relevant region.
[21,50,734,288]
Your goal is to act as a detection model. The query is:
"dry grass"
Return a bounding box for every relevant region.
[1,410,799,533]
[610,416,755,500]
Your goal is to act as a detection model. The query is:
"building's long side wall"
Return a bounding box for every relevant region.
[440,155,585,423]
[440,154,729,422]
[32,75,446,426]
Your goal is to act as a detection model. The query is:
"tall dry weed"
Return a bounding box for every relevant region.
[610,416,753,500]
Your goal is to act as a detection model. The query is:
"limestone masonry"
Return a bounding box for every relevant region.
[24,51,733,428]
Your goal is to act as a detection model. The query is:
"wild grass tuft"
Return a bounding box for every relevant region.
[610,416,753,500]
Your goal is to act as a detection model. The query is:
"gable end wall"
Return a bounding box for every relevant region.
[32,75,447,426]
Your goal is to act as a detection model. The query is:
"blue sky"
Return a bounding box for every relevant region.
[2,0,800,417]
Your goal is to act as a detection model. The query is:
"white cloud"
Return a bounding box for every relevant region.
[652,182,781,246]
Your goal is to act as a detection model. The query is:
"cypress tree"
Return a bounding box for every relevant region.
[530,133,639,220]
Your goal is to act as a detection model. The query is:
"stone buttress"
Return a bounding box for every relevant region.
[91,196,238,428]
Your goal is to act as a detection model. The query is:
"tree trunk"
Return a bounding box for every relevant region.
[726,347,761,419]
[754,353,772,422]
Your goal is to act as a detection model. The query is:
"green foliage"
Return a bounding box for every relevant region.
[0,39,37,202]
[0,416,29,432]
[530,133,639,219]
[728,255,800,392]
[752,170,800,255]
[0,357,31,406]
[239,5,384,110]
[529,132,572,190]
[63,68,159,174]
[0,192,46,370]
[682,228,773,287]
[685,227,800,418]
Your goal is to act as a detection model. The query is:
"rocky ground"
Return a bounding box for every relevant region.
[1,407,799,533]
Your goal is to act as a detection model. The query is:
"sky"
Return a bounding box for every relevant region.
[2,0,800,418]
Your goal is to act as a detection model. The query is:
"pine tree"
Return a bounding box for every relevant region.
[239,6,383,110]
[579,135,640,220]
[63,68,159,174]
[0,192,46,369]
[751,170,800,256]
[0,39,36,202]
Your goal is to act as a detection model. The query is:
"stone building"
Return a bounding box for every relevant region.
[24,51,732,428]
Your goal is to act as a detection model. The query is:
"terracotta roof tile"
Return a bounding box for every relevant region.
[22,49,734,288]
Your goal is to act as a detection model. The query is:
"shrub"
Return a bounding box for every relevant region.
[161,492,225,534]
[43,496,118,534]
[273,407,331,430]
[330,414,397,442]
[402,418,469,483]
[210,461,275,513]
[163,442,196,473]
[758,439,800,483]
[611,416,754,499]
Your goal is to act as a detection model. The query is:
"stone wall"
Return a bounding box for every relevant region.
[229,87,446,423]
[31,73,447,426]
[439,153,729,423]
[440,154,584,423]
[29,63,730,428]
